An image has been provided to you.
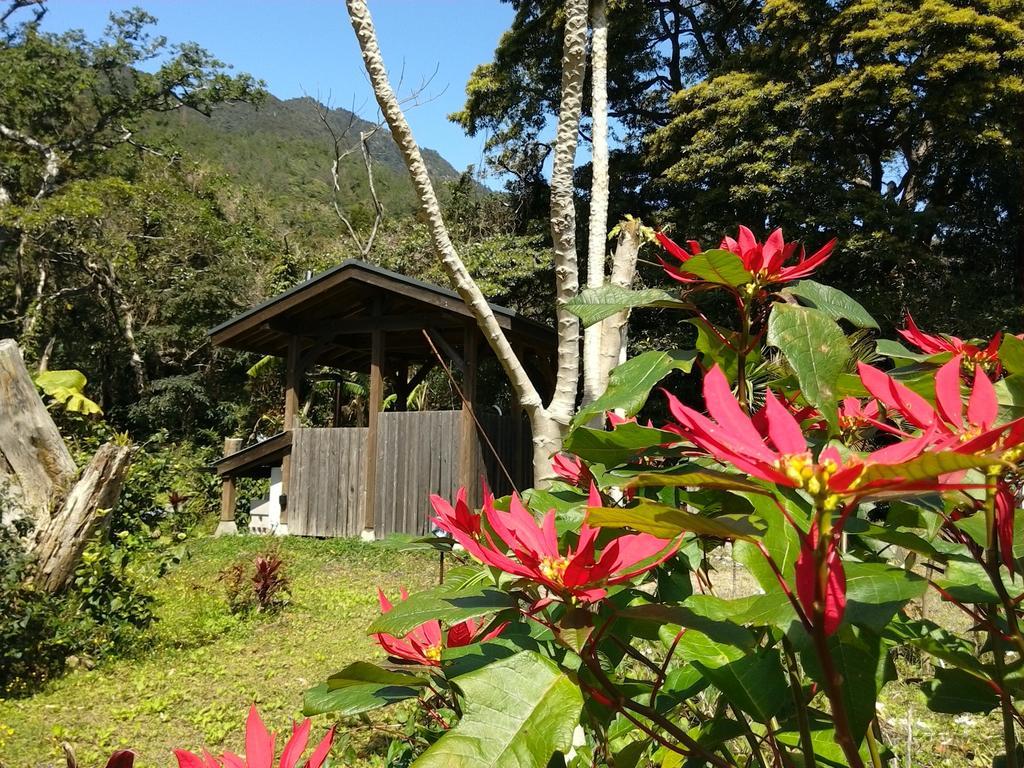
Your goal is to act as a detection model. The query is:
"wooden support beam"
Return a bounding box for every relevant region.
[460,326,479,503]
[280,335,301,528]
[216,437,243,535]
[425,328,466,373]
[363,305,385,537]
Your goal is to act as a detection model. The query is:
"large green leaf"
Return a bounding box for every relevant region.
[733,493,803,595]
[303,679,422,716]
[573,349,697,426]
[588,501,763,541]
[1000,335,1024,376]
[690,317,740,380]
[767,303,849,425]
[34,369,102,415]
[412,651,582,767]
[784,280,880,329]
[923,666,999,714]
[843,562,926,631]
[858,450,1000,484]
[622,468,769,495]
[801,626,893,742]
[686,643,789,722]
[678,248,753,286]
[874,339,937,363]
[367,583,514,637]
[565,285,686,327]
[563,422,679,466]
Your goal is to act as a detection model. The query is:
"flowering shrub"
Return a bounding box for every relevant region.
[175,705,333,768]
[307,225,1024,768]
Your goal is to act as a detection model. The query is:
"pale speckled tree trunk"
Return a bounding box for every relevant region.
[345,0,589,484]
[582,0,609,410]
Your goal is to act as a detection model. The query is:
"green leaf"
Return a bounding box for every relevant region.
[573,350,696,426]
[326,661,429,690]
[622,468,769,495]
[412,652,582,767]
[784,280,879,329]
[801,626,893,742]
[303,679,421,716]
[563,422,679,466]
[34,369,102,415]
[1000,335,1024,376]
[565,285,686,328]
[588,501,763,541]
[367,583,514,637]
[679,248,753,286]
[843,562,927,631]
[690,317,740,380]
[691,645,789,722]
[767,303,850,425]
[874,339,936,363]
[923,667,1000,714]
[858,450,1001,484]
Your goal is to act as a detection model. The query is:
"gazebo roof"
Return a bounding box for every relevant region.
[208,259,555,371]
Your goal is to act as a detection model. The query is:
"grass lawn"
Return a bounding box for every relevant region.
[0,535,439,768]
[0,535,1006,768]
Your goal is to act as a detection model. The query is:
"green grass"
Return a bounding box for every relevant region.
[0,535,439,767]
[0,536,1006,767]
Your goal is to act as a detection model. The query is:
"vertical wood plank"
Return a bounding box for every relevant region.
[280,335,302,526]
[460,328,478,503]
[364,313,385,536]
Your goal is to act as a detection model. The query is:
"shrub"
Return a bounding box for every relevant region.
[0,516,67,696]
[305,225,1024,768]
[220,550,290,615]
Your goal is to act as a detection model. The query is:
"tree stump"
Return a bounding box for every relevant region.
[33,442,133,592]
[0,339,77,527]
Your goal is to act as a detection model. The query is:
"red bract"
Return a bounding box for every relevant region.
[374,588,504,666]
[898,313,1002,375]
[664,366,940,505]
[174,706,334,768]
[997,482,1018,576]
[794,524,846,636]
[657,225,835,288]
[552,452,589,486]
[858,356,1017,454]
[430,485,676,603]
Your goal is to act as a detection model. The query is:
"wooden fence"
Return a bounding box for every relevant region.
[287,410,529,538]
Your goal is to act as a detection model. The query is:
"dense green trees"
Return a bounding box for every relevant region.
[458,0,1024,334]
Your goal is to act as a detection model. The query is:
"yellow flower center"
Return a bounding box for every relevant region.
[424,644,442,663]
[539,555,570,585]
[778,454,841,504]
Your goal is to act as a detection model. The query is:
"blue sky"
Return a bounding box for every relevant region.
[40,1,514,174]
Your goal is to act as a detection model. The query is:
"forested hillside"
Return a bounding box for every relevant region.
[147,95,461,249]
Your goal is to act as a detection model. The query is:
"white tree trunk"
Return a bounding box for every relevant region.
[0,339,76,527]
[546,0,588,430]
[582,0,609,408]
[344,0,591,483]
[597,219,642,390]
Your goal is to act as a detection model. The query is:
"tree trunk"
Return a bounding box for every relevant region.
[597,219,642,390]
[0,338,76,527]
[344,0,591,483]
[32,442,133,593]
[582,0,609,408]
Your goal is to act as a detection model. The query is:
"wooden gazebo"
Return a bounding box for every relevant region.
[209,260,554,539]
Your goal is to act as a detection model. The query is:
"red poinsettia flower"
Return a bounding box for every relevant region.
[656,225,835,288]
[430,484,676,603]
[858,356,1021,454]
[794,523,846,636]
[374,588,505,666]
[663,366,943,505]
[898,313,1002,376]
[552,453,590,486]
[174,705,334,768]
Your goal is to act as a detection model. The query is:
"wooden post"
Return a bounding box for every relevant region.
[460,326,479,503]
[510,365,524,489]
[279,335,301,531]
[216,437,243,536]
[363,319,385,539]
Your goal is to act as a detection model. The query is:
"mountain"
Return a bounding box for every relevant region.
[145,94,463,249]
